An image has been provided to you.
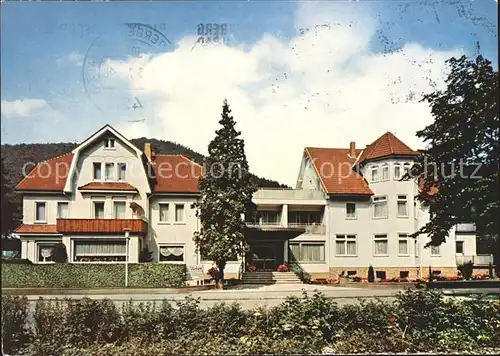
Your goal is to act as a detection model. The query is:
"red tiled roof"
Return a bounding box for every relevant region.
[78,182,138,191]
[15,224,59,234]
[305,147,373,195]
[151,155,201,193]
[15,153,74,191]
[57,219,147,234]
[358,132,419,164]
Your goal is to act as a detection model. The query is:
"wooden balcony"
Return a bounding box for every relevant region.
[57,219,148,235]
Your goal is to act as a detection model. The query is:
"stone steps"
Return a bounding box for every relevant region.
[241,272,303,284]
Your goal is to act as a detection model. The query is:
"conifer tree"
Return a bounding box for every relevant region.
[194,99,257,286]
[1,157,19,238]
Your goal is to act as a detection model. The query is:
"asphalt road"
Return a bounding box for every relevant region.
[19,284,499,309]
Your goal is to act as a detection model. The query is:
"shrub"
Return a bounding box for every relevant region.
[3,289,500,354]
[367,265,374,282]
[1,296,31,354]
[277,264,289,272]
[51,242,68,263]
[1,263,186,288]
[458,261,474,280]
[138,247,153,263]
[207,267,220,281]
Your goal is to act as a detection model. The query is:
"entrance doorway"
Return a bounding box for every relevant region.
[248,242,284,271]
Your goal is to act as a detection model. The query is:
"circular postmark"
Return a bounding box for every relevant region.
[82,23,172,117]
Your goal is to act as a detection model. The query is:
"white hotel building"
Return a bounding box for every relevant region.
[15,125,491,280]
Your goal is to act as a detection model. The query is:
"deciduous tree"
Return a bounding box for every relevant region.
[408,55,498,267]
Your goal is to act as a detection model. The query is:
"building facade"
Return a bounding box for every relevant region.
[15,125,490,280]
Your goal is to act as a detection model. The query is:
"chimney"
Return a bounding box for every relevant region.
[349,141,356,157]
[144,142,152,161]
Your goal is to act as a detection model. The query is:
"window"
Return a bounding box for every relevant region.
[117,163,126,180]
[35,202,46,222]
[159,245,184,262]
[175,204,185,222]
[335,235,357,256]
[260,211,281,225]
[288,211,322,225]
[93,163,102,180]
[105,163,115,180]
[394,164,402,180]
[104,138,115,149]
[397,195,408,217]
[381,165,389,181]
[370,166,379,182]
[93,201,105,219]
[456,241,464,254]
[430,245,440,256]
[376,271,386,280]
[345,203,356,219]
[73,240,126,262]
[374,234,388,256]
[289,242,325,262]
[373,196,388,218]
[404,163,412,175]
[159,204,169,222]
[398,234,409,255]
[114,201,126,219]
[57,202,69,219]
[38,244,56,263]
[400,271,409,278]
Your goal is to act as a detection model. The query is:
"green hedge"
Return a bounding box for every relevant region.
[2,290,500,355]
[1,263,186,288]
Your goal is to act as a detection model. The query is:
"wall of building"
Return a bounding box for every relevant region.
[148,195,199,266]
[67,134,150,220]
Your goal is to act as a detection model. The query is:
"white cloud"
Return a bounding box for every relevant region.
[94,1,462,186]
[1,98,53,119]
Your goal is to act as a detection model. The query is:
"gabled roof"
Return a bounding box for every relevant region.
[150,155,202,194]
[305,147,373,196]
[64,124,147,193]
[358,132,419,164]
[78,182,138,192]
[15,153,74,191]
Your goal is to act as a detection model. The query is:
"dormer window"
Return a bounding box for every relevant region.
[118,163,126,180]
[93,163,102,180]
[105,163,115,180]
[104,138,115,149]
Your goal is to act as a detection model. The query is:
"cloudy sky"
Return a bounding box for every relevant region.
[1,0,498,186]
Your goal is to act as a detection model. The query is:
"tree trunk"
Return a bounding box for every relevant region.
[217,261,226,289]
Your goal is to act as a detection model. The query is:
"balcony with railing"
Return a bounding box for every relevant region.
[456,223,476,233]
[56,219,148,235]
[456,254,494,266]
[253,188,326,204]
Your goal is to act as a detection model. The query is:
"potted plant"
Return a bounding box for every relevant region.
[277,264,289,272]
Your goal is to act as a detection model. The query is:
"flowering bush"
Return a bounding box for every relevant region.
[246,265,257,272]
[472,272,488,280]
[326,278,340,284]
[207,267,220,281]
[277,264,289,272]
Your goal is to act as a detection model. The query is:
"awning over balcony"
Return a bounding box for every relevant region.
[57,219,147,235]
